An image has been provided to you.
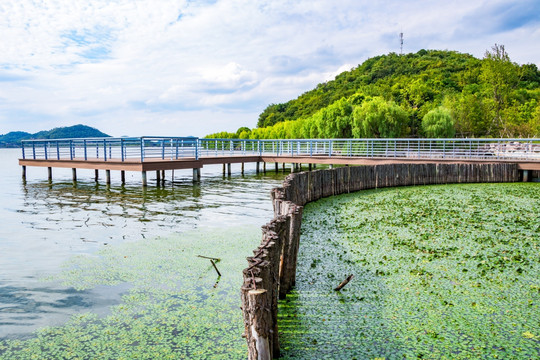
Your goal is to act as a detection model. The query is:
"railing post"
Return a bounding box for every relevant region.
[121,139,124,162]
[44,142,48,160]
[22,143,26,160]
[310,141,313,157]
[161,139,165,160]
[57,141,60,160]
[258,140,262,156]
[96,142,99,159]
[104,139,107,161]
[84,140,87,161]
[195,138,199,160]
[32,142,36,159]
[329,140,333,157]
[442,140,446,159]
[140,138,144,162]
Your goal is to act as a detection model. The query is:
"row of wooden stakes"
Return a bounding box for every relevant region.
[240,162,519,360]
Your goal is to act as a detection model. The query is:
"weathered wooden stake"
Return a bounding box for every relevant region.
[247,289,272,360]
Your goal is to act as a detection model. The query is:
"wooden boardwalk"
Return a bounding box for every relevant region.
[19,137,540,185]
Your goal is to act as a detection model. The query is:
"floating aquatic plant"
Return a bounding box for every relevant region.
[0,227,259,359]
[279,183,540,359]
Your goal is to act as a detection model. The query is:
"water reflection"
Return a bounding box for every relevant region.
[1,148,286,340]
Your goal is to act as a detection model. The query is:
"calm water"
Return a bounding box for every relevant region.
[0,148,285,339]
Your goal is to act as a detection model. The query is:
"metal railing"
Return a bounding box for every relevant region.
[21,137,540,162]
[21,137,198,162]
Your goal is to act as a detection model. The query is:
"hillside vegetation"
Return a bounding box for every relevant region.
[0,124,110,147]
[207,46,540,139]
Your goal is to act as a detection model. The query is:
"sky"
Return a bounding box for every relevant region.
[1,0,539,137]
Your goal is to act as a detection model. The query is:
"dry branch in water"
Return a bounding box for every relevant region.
[334,274,354,291]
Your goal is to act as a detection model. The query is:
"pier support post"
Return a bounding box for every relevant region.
[256,162,260,174]
[290,163,295,173]
[263,162,266,174]
[282,163,285,172]
[142,171,147,187]
[523,170,530,182]
[241,163,244,175]
[22,166,26,180]
[47,167,52,181]
[309,163,312,171]
[222,163,226,176]
[275,163,278,172]
[94,169,99,182]
[156,170,161,185]
[161,170,165,184]
[106,170,111,185]
[193,168,201,182]
[72,168,77,182]
[227,163,231,176]
[313,164,316,169]
[121,170,125,184]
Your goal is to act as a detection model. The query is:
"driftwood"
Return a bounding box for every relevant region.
[197,255,221,262]
[210,259,222,277]
[334,274,354,291]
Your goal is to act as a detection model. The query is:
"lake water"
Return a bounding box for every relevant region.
[0,148,285,346]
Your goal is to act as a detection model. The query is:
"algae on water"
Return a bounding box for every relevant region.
[0,226,258,360]
[279,183,540,360]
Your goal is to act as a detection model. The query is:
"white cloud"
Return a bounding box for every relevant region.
[0,0,539,137]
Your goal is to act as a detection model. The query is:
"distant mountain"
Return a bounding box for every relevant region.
[0,125,110,147]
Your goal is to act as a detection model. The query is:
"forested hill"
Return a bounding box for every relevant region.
[0,125,110,147]
[207,47,540,139]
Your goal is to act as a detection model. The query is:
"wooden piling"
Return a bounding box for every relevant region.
[156,170,161,184]
[94,169,99,182]
[72,168,77,182]
[241,163,245,175]
[227,163,232,176]
[247,289,272,360]
[121,170,125,184]
[22,165,26,179]
[47,167,52,181]
[106,170,111,185]
[142,171,147,187]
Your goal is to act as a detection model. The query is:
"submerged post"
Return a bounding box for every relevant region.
[193,168,201,182]
[142,171,147,187]
[22,166,26,180]
[227,163,232,176]
[94,169,99,182]
[47,167,52,181]
[72,168,77,182]
[106,170,111,185]
[121,170,125,184]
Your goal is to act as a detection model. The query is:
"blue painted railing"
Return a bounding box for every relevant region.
[21,137,540,162]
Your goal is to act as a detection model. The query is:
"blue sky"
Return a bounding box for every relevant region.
[0,0,539,137]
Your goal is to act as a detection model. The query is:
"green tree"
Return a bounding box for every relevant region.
[352,97,409,138]
[421,107,455,138]
[480,44,520,136]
